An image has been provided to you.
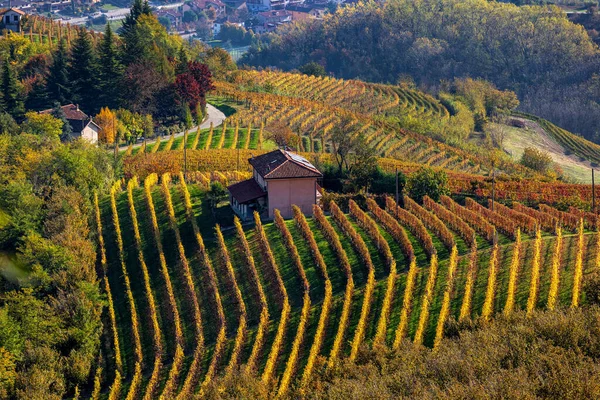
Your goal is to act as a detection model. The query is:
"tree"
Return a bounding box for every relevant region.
[201,47,236,80]
[299,62,326,77]
[182,103,193,130]
[174,61,214,111]
[22,112,63,138]
[95,107,117,144]
[346,134,377,192]
[206,181,227,215]
[69,28,100,114]
[98,23,122,109]
[330,116,357,173]
[1,60,24,121]
[406,167,450,202]
[520,147,553,174]
[51,102,72,140]
[122,0,146,37]
[46,39,71,106]
[265,121,299,149]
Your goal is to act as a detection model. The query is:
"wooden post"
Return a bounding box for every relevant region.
[593,169,596,214]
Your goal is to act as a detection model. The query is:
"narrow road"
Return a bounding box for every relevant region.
[120,103,226,150]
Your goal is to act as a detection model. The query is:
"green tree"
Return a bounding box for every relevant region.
[1,60,24,121]
[299,62,326,77]
[51,102,72,140]
[22,112,63,138]
[98,23,122,109]
[69,28,100,114]
[46,39,71,106]
[182,102,193,129]
[406,167,450,202]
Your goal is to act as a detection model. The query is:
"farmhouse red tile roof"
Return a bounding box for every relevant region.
[40,104,88,120]
[228,178,266,203]
[249,149,322,179]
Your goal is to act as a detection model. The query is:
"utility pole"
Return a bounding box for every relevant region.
[491,163,496,212]
[183,129,188,182]
[395,169,399,206]
[593,168,596,214]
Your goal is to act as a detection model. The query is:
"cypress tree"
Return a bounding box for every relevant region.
[98,23,122,109]
[1,60,24,121]
[52,101,72,140]
[122,0,144,37]
[69,28,100,113]
[176,46,189,75]
[47,39,71,105]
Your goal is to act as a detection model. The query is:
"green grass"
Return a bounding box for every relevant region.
[98,181,599,395]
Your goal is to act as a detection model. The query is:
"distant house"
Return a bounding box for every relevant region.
[156,9,183,28]
[212,16,244,35]
[228,149,322,220]
[40,104,100,144]
[190,0,226,17]
[0,8,24,32]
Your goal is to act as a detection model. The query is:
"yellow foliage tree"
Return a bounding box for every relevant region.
[95,107,117,144]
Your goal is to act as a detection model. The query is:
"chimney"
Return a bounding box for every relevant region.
[76,104,79,111]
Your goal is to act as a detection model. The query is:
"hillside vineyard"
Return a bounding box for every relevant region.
[94,173,600,398]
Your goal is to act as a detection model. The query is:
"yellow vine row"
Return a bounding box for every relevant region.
[255,211,291,385]
[413,254,439,346]
[433,245,458,350]
[109,183,143,365]
[215,224,248,379]
[330,201,375,361]
[572,219,585,308]
[274,209,311,396]
[547,227,563,310]
[526,228,543,315]
[503,229,521,316]
[458,244,479,322]
[481,244,499,321]
[349,200,396,346]
[126,178,163,399]
[177,173,227,393]
[313,205,354,368]
[232,216,270,373]
[160,173,206,398]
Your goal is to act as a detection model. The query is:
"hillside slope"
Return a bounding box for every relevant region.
[488,119,594,183]
[93,174,599,398]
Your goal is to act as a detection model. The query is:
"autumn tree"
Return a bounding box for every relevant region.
[22,112,63,138]
[95,107,117,143]
[174,61,214,111]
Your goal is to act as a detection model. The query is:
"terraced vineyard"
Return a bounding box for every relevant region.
[214,71,495,175]
[94,174,599,398]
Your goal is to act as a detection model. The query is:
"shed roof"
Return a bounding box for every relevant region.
[228,178,267,204]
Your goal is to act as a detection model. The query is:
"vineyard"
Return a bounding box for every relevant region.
[93,174,600,398]
[120,69,543,177]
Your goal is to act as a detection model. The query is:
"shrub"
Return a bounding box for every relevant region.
[520,147,553,173]
[406,167,450,202]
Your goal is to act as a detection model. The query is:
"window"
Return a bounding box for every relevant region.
[13,15,18,22]
[5,16,9,24]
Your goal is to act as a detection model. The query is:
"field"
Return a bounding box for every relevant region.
[93,174,599,398]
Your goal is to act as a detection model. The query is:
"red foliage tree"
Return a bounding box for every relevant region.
[174,61,214,110]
